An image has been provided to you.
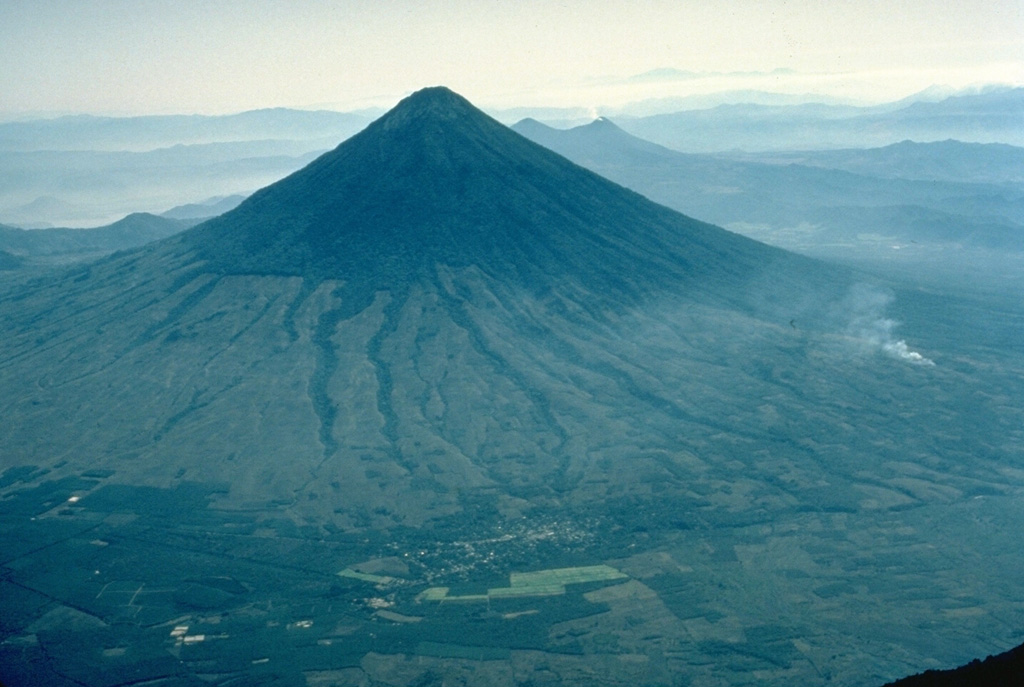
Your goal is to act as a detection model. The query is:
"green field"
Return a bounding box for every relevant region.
[419,564,627,603]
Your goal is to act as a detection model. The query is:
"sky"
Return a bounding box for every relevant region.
[1,0,1022,117]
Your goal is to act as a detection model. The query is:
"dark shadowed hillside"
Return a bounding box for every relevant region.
[883,640,1024,687]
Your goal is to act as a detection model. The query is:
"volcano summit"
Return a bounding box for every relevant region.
[1,88,1022,687]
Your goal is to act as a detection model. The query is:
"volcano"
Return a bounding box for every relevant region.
[2,87,1021,687]
[190,87,805,298]
[0,87,835,516]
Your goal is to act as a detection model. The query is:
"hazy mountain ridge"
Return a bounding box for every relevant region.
[0,213,197,264]
[4,87,1020,227]
[160,194,247,220]
[1,87,1023,686]
[0,142,326,227]
[721,139,1024,185]
[616,87,1024,152]
[0,107,372,152]
[512,116,1024,290]
[0,108,369,227]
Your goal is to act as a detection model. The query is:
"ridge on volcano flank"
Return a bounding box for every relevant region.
[191,86,802,302]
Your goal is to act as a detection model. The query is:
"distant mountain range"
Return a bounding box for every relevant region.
[0,142,325,227]
[159,194,246,220]
[0,107,372,152]
[0,213,197,266]
[0,108,370,227]
[724,139,1024,186]
[616,87,1024,152]
[0,196,246,270]
[512,116,1024,290]
[2,88,1021,227]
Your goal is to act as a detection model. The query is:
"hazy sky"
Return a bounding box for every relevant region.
[1,0,1022,116]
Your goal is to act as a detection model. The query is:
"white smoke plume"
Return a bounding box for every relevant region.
[841,284,935,366]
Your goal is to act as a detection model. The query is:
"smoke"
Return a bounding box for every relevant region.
[840,284,935,366]
[881,339,934,365]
